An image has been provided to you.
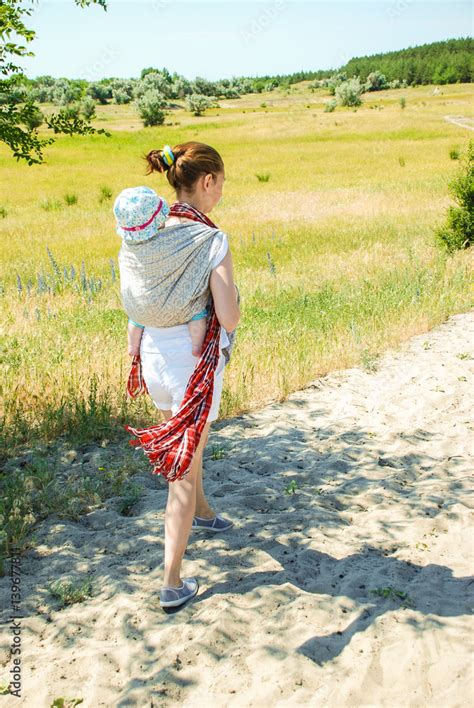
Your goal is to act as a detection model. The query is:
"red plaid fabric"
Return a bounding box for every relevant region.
[168,200,218,229]
[125,202,223,482]
[127,355,149,398]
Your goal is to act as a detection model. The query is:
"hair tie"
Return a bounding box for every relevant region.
[162,144,175,167]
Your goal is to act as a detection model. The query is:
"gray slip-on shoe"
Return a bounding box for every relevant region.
[191,514,234,532]
[160,577,199,608]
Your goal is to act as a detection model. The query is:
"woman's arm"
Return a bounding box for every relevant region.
[209,248,240,332]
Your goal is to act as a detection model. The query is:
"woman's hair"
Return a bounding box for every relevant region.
[145,141,224,192]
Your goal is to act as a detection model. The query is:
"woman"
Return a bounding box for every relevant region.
[139,141,240,608]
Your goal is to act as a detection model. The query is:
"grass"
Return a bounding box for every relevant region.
[99,185,113,203]
[48,577,94,607]
[370,586,416,609]
[117,480,145,516]
[284,480,299,495]
[40,198,63,212]
[0,82,472,462]
[0,449,145,570]
[210,444,226,460]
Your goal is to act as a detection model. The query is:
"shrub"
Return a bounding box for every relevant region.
[326,72,347,95]
[191,77,219,96]
[449,147,460,160]
[111,79,134,104]
[24,106,44,130]
[59,102,81,120]
[390,79,407,89]
[365,71,388,91]
[324,98,337,112]
[80,96,96,120]
[0,207,7,218]
[399,96,406,109]
[435,141,473,253]
[51,79,82,106]
[64,193,78,206]
[185,93,217,116]
[399,156,406,167]
[32,85,52,103]
[171,77,193,99]
[335,78,363,107]
[136,90,167,126]
[49,577,94,606]
[134,73,172,100]
[256,173,270,182]
[87,81,112,104]
[99,186,113,204]
[112,89,130,105]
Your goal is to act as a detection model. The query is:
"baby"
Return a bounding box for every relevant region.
[113,186,208,359]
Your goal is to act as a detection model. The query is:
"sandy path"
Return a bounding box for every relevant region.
[444,115,474,131]
[1,312,473,707]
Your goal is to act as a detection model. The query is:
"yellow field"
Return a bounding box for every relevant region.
[0,82,472,455]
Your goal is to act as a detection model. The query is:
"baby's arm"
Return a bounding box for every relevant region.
[127,319,144,357]
[187,309,208,357]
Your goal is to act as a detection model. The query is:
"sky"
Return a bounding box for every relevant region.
[23,1,473,82]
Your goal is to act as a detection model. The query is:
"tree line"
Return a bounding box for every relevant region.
[340,37,472,86]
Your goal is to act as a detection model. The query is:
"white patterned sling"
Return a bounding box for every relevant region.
[118,220,238,363]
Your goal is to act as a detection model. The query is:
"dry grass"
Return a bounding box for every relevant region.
[0,81,472,456]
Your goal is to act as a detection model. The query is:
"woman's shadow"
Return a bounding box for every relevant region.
[202,539,473,665]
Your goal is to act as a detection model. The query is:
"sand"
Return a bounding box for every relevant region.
[1,311,473,707]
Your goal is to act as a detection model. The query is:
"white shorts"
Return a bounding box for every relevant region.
[140,323,226,423]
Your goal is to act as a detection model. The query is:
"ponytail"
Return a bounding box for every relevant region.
[144,141,224,192]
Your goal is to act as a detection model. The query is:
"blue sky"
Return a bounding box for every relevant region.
[24,1,472,81]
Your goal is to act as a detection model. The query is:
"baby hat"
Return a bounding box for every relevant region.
[113,186,170,244]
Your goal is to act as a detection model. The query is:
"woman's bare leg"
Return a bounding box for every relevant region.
[161,410,214,520]
[160,410,213,587]
[194,425,215,519]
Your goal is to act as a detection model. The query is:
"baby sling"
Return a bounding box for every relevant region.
[125,201,234,482]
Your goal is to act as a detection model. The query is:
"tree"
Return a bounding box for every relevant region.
[134,71,172,100]
[185,93,217,116]
[0,0,109,165]
[435,141,473,252]
[51,78,82,106]
[364,70,388,91]
[80,96,96,119]
[191,76,217,96]
[87,80,112,104]
[171,77,193,99]
[111,78,134,104]
[136,90,167,127]
[335,78,363,107]
[24,104,43,129]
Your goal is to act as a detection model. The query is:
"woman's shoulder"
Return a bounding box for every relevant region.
[163,218,227,243]
[209,230,229,269]
[164,215,195,226]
